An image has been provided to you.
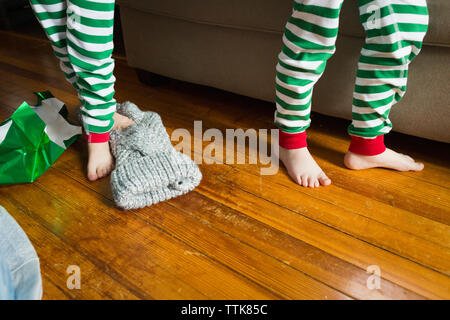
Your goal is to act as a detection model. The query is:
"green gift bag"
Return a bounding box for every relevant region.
[0,91,81,185]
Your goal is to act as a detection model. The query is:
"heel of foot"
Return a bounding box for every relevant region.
[344,152,365,170]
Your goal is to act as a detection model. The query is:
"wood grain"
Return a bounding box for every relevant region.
[0,30,449,300]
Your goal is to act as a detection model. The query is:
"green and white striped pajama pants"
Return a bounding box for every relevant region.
[30,0,116,143]
[276,0,429,155]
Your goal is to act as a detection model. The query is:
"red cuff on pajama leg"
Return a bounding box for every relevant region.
[349,135,386,156]
[85,132,110,143]
[279,130,308,149]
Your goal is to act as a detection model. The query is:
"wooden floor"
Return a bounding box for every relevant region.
[0,30,449,300]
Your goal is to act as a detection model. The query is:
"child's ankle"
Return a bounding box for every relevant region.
[85,132,110,144]
[279,130,307,149]
[348,135,386,156]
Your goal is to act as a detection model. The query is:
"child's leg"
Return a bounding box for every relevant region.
[66,0,116,141]
[64,0,124,180]
[31,0,134,180]
[275,0,344,187]
[29,0,79,89]
[345,0,429,171]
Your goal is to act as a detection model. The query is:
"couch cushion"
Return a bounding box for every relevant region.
[117,0,448,46]
[117,0,293,34]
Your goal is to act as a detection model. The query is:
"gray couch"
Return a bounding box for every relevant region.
[118,0,450,143]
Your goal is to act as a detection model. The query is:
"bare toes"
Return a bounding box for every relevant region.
[412,162,424,171]
[98,168,106,178]
[87,169,98,181]
[301,176,308,187]
[404,156,424,171]
[318,172,331,186]
[96,169,104,179]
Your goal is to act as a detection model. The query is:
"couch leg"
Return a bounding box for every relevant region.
[135,69,169,86]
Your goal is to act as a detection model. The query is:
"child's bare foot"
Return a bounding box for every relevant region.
[279,147,331,187]
[87,142,114,181]
[344,148,424,172]
[112,112,135,130]
[85,113,135,181]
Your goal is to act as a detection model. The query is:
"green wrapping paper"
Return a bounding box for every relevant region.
[0,91,81,185]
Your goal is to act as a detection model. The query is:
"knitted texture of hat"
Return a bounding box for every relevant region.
[110,102,202,210]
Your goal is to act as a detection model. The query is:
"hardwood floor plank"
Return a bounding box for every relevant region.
[0,200,141,299]
[41,276,71,300]
[169,189,425,300]
[195,165,450,299]
[143,201,348,300]
[162,128,450,250]
[306,132,450,225]
[0,72,79,116]
[0,169,277,299]
[219,167,450,274]
[1,30,448,300]
[51,147,349,300]
[51,145,434,299]
[230,161,450,250]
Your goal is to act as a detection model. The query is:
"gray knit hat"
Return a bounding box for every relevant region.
[109,102,202,210]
